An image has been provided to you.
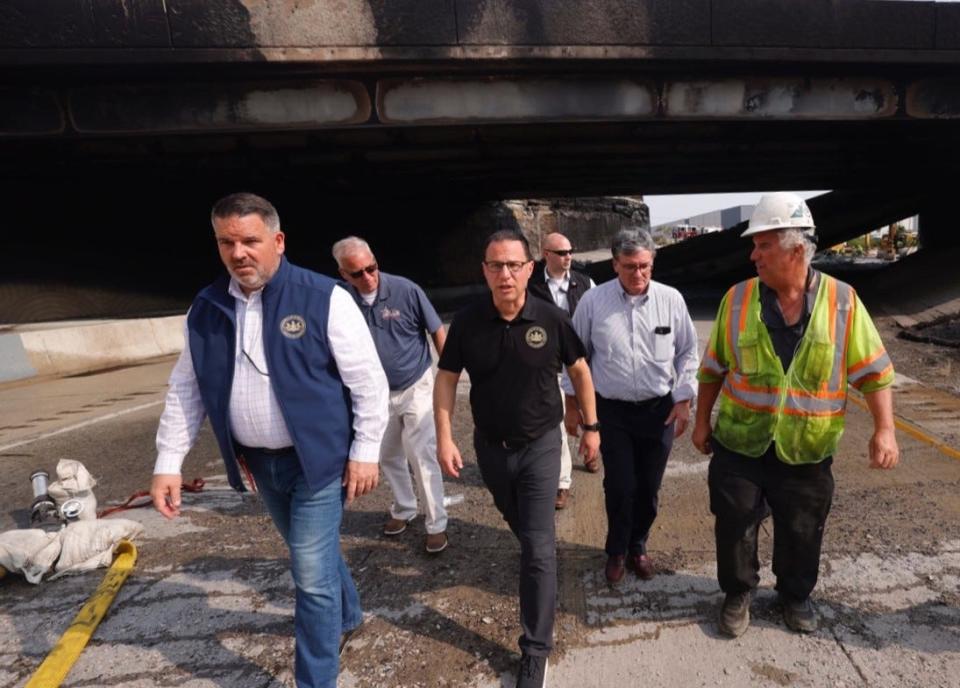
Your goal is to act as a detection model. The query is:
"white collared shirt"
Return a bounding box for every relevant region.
[155,279,388,474]
[563,278,699,403]
[544,266,595,312]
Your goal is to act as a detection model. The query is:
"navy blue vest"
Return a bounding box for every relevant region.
[187,257,353,492]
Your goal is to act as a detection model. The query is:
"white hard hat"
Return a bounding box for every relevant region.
[742,192,816,237]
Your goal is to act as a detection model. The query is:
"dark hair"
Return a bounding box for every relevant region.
[484,229,532,261]
[210,192,281,233]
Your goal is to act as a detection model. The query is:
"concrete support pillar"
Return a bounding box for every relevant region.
[918,205,960,250]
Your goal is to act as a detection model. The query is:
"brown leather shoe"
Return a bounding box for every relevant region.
[425,532,448,554]
[383,517,413,536]
[605,555,626,584]
[555,489,569,510]
[627,553,655,580]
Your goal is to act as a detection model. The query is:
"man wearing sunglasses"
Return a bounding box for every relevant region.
[334,236,450,555]
[528,232,597,510]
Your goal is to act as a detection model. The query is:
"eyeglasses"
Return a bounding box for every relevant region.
[617,261,653,273]
[483,260,530,274]
[346,263,378,279]
[546,249,574,257]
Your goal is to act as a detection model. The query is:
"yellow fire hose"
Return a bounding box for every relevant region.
[25,540,138,688]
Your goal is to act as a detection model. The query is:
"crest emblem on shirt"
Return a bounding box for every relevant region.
[525,326,547,349]
[381,306,402,320]
[280,315,306,339]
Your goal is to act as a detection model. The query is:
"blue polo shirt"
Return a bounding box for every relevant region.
[342,271,443,391]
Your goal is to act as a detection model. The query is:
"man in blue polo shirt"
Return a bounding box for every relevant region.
[333,236,449,554]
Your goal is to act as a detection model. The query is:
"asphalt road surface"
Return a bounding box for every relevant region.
[2,313,959,688]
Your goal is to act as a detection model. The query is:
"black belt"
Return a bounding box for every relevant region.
[481,431,541,451]
[597,392,671,409]
[236,444,295,456]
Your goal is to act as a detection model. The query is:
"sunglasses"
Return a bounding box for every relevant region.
[346,263,378,279]
[546,249,574,257]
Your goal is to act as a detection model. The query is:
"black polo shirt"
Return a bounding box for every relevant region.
[438,293,586,444]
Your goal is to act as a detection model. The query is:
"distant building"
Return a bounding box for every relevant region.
[652,204,754,245]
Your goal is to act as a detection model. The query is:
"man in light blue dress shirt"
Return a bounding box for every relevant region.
[563,229,699,584]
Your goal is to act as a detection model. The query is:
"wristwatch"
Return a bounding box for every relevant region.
[580,422,601,432]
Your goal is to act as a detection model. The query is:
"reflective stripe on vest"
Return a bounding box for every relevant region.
[721,275,853,419]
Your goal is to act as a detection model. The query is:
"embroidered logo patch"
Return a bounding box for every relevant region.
[381,306,402,320]
[525,326,547,349]
[280,315,306,339]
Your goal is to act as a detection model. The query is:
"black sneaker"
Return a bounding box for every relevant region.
[718,591,751,638]
[516,652,549,688]
[781,595,818,633]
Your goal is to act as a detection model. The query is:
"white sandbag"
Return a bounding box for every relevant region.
[47,459,98,521]
[51,519,143,579]
[0,529,63,584]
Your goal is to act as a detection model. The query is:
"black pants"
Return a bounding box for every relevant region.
[596,394,674,557]
[708,442,834,601]
[473,426,561,657]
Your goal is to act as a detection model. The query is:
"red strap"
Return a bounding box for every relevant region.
[97,478,206,519]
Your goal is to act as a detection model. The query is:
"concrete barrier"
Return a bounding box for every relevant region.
[0,315,185,383]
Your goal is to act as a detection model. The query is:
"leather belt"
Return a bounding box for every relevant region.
[597,392,670,409]
[236,444,295,456]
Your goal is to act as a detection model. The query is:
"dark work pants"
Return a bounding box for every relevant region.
[596,394,674,558]
[708,442,834,601]
[473,426,561,657]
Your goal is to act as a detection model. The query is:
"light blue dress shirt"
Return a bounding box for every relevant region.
[564,278,699,403]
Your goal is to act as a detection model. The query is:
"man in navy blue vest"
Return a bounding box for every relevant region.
[150,192,388,688]
[333,236,450,554]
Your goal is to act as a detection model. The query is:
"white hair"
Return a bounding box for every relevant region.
[778,229,816,265]
[331,236,373,266]
[611,228,657,259]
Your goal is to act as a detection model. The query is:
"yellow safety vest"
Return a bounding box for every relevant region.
[698,274,894,464]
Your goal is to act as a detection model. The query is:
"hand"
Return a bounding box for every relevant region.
[563,402,581,437]
[343,461,379,504]
[578,430,600,463]
[691,421,713,455]
[437,439,464,478]
[151,474,183,520]
[869,427,899,469]
[666,400,691,438]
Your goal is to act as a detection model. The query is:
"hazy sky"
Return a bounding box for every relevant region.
[645,191,828,227]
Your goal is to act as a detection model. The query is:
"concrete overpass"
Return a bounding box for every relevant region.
[1,1,959,321]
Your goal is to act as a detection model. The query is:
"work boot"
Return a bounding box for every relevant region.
[718,591,752,638]
[516,652,548,688]
[781,595,818,633]
[555,489,569,510]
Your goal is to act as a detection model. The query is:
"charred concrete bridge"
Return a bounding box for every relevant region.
[2,0,960,321]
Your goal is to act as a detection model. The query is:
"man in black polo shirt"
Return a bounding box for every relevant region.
[434,229,600,688]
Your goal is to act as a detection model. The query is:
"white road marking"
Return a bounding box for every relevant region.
[0,399,163,453]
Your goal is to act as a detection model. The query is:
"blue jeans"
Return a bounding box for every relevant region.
[244,449,362,688]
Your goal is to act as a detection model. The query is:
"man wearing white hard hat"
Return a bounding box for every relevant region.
[692,192,899,637]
